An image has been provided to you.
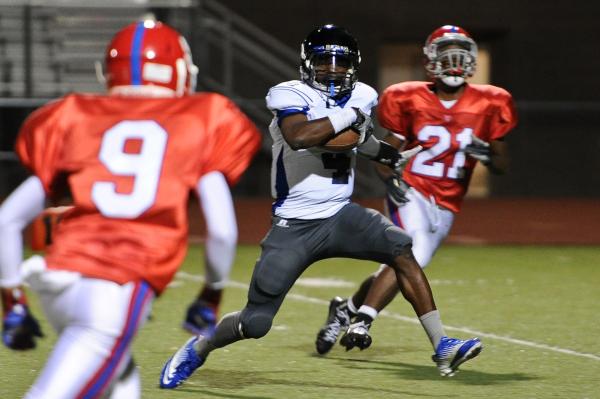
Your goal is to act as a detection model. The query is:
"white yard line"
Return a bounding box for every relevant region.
[378,310,600,362]
[174,271,600,361]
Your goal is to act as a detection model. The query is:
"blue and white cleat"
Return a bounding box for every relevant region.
[432,336,482,377]
[160,336,205,389]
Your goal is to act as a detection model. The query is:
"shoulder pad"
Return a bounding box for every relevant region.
[352,82,379,111]
[266,80,313,111]
[468,84,512,101]
[383,81,429,96]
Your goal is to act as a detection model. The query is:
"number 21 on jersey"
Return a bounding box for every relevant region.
[91,120,167,219]
[411,125,473,179]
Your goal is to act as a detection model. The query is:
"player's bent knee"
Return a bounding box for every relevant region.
[241,312,273,339]
[390,248,422,274]
[396,244,414,258]
[383,226,413,258]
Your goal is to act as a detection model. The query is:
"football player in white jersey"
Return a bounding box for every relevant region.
[160,25,482,389]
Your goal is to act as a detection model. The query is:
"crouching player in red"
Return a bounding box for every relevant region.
[0,19,260,398]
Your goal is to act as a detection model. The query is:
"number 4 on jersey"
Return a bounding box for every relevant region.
[321,153,351,184]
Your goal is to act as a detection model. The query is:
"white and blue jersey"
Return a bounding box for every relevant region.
[266,80,378,219]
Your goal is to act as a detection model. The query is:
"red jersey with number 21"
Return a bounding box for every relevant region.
[16,93,261,294]
[377,82,517,212]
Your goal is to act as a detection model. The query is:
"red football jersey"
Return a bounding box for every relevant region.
[16,93,261,294]
[378,82,517,212]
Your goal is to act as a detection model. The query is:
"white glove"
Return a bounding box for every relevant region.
[350,108,373,145]
[393,145,422,173]
[464,136,491,165]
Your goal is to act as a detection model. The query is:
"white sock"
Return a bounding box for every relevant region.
[419,310,446,350]
[357,305,378,321]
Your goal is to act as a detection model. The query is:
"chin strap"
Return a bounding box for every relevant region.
[329,81,335,97]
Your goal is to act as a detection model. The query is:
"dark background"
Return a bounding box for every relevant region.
[219,0,599,101]
[216,0,600,197]
[1,0,599,199]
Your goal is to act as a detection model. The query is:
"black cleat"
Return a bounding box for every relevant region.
[340,320,372,351]
[315,297,350,355]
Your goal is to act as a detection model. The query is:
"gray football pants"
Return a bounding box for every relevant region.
[240,202,412,339]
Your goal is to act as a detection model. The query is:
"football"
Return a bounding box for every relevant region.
[320,128,360,152]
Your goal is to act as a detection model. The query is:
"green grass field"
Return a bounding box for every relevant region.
[2,245,599,398]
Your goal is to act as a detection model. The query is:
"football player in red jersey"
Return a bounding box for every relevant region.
[25,173,240,340]
[316,25,517,357]
[26,174,236,340]
[0,18,260,398]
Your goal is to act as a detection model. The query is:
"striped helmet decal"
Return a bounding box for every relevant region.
[130,21,146,85]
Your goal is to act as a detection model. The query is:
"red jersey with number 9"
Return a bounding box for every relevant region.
[16,93,261,293]
[377,82,517,212]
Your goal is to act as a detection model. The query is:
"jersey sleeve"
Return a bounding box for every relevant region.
[200,95,262,186]
[265,83,310,120]
[15,99,67,196]
[489,90,518,140]
[377,85,408,139]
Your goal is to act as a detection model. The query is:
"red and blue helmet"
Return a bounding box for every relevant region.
[423,25,478,86]
[105,19,197,96]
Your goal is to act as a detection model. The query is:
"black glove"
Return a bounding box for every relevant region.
[350,108,374,145]
[2,288,44,350]
[370,143,423,172]
[385,176,410,207]
[464,136,491,165]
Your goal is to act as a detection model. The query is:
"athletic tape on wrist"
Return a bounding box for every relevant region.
[328,108,357,134]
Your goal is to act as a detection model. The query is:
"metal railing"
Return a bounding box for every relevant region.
[0,1,302,160]
[0,1,298,123]
[0,1,303,196]
[189,0,297,128]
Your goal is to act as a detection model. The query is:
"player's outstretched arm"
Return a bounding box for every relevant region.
[358,135,422,173]
[196,171,237,288]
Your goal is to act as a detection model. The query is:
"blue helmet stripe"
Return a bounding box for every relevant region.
[130,22,146,85]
